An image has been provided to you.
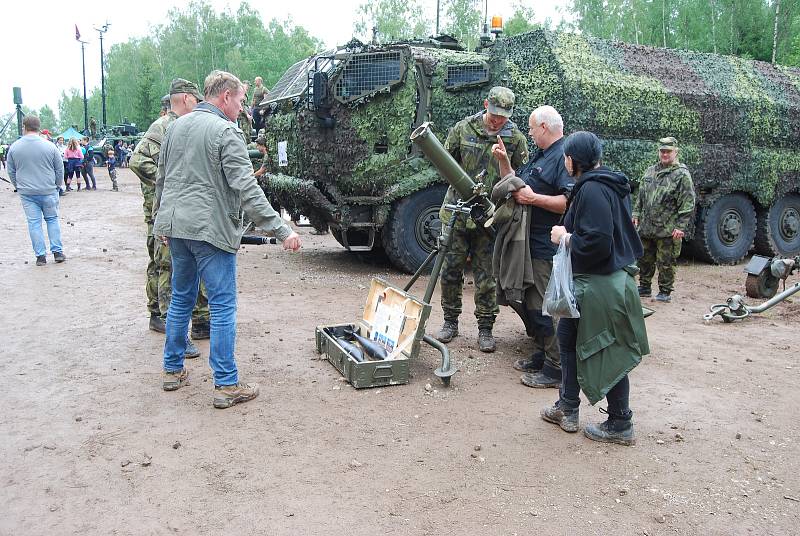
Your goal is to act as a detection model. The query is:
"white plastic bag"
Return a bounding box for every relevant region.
[543,234,580,318]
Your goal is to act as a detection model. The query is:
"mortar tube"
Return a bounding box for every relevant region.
[410,122,494,222]
[410,123,478,202]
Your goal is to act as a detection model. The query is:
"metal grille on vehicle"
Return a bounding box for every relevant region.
[334,51,404,103]
[445,63,490,89]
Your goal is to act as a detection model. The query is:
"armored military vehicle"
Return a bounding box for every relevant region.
[258,29,800,272]
[90,124,143,166]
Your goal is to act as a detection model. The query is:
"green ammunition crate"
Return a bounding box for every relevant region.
[315,278,432,388]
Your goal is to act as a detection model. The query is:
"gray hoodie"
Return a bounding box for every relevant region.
[7,135,63,195]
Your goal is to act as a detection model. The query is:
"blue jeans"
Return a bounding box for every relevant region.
[20,193,63,257]
[163,238,238,386]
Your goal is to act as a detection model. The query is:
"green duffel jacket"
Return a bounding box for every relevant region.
[573,266,650,405]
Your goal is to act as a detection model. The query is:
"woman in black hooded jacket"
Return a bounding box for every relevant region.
[543,131,648,446]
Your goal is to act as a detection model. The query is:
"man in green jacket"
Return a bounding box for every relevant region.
[632,137,695,303]
[154,70,301,409]
[130,79,210,341]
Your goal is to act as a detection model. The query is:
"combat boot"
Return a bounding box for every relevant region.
[540,401,579,433]
[478,328,496,353]
[521,362,561,388]
[436,320,459,343]
[149,314,166,333]
[191,320,211,340]
[213,382,260,409]
[584,409,635,446]
[655,292,672,302]
[514,351,544,373]
[637,286,651,297]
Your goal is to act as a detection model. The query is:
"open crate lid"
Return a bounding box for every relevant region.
[358,278,431,360]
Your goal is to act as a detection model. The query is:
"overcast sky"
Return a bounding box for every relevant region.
[1,0,567,119]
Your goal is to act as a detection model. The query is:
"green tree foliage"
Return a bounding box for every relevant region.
[354,0,432,42]
[56,1,323,134]
[444,0,482,51]
[568,0,800,65]
[57,89,86,132]
[504,2,540,37]
[37,105,57,134]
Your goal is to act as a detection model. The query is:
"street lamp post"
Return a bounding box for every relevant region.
[95,23,110,130]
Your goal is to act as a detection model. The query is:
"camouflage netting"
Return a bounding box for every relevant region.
[503,30,800,207]
[258,30,800,265]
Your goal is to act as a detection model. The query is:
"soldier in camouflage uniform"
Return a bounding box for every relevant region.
[632,137,695,302]
[129,79,210,347]
[436,87,529,352]
[238,81,253,144]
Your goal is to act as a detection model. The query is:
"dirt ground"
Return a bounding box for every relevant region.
[1,167,798,536]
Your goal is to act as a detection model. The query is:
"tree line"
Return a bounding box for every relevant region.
[2,0,797,143]
[569,0,800,65]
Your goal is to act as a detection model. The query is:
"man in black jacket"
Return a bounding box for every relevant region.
[495,105,574,388]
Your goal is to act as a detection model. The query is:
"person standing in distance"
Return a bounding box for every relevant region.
[632,137,695,303]
[154,70,301,409]
[436,86,528,353]
[7,115,67,266]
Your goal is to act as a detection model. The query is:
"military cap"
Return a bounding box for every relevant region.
[169,78,203,101]
[487,86,515,118]
[658,136,679,150]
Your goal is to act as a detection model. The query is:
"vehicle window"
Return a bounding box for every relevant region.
[334,51,404,103]
[445,63,490,90]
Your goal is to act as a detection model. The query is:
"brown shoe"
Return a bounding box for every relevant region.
[213,382,259,409]
[162,368,188,391]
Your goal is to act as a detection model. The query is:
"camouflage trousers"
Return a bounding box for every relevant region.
[638,236,682,294]
[141,182,209,321]
[241,123,252,145]
[439,217,498,329]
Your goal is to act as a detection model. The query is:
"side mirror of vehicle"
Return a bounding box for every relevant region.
[313,71,330,110]
[313,71,336,129]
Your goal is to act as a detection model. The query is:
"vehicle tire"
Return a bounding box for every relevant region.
[382,184,447,274]
[690,193,756,264]
[92,153,104,167]
[754,194,800,257]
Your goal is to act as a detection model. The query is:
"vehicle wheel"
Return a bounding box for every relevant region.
[754,194,800,257]
[383,184,447,274]
[690,193,756,264]
[92,154,104,166]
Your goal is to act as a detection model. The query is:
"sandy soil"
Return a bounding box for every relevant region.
[1,167,798,536]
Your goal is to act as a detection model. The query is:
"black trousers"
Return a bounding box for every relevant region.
[557,317,630,417]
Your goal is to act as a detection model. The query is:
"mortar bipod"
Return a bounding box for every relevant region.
[402,202,475,386]
[703,281,800,323]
